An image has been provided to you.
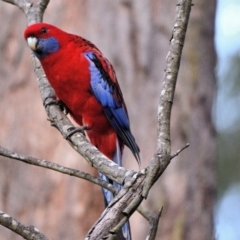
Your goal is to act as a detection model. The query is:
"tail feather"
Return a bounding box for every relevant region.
[122,222,131,240]
[99,139,132,240]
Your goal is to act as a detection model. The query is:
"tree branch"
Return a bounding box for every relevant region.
[170,143,190,160]
[86,172,146,240]
[0,146,116,193]
[0,146,153,225]
[147,208,163,240]
[142,0,193,199]
[0,211,49,240]
[2,0,49,23]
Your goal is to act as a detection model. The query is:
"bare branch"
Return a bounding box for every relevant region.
[0,211,49,240]
[86,172,145,240]
[137,205,152,222]
[142,0,193,199]
[157,0,193,149]
[170,143,190,160]
[0,145,153,225]
[147,208,163,240]
[0,146,117,194]
[2,0,49,23]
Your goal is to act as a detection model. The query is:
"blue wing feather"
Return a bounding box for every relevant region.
[84,52,140,164]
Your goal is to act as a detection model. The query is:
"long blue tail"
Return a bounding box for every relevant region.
[99,139,132,240]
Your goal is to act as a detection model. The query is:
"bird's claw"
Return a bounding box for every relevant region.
[44,98,69,115]
[65,126,91,139]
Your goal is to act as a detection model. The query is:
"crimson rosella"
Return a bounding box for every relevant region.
[24,23,140,239]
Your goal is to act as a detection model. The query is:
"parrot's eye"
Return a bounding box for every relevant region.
[41,27,47,33]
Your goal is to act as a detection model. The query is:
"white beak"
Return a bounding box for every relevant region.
[27,36,38,51]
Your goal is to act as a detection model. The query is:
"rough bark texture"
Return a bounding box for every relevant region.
[0,0,216,240]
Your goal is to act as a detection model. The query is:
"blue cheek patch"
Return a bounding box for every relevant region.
[34,37,60,59]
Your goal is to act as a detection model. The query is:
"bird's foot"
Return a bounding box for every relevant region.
[65,126,91,139]
[44,98,69,115]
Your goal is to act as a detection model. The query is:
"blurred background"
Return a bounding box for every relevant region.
[215,0,240,239]
[0,0,237,239]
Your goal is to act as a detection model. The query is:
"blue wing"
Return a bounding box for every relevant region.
[84,52,140,164]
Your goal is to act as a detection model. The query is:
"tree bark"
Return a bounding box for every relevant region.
[0,0,216,239]
[151,1,217,239]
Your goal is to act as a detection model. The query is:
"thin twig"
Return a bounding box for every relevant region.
[170,143,190,160]
[0,146,116,193]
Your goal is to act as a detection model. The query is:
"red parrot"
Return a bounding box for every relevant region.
[24,23,140,239]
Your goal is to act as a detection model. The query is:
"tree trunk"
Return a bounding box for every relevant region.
[0,0,216,239]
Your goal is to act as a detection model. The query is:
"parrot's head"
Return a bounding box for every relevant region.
[24,23,61,59]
